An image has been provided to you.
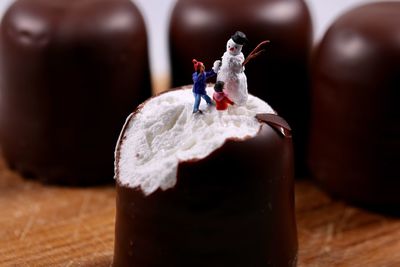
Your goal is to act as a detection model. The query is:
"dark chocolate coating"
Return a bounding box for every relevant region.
[114,113,297,266]
[169,0,313,175]
[0,0,152,185]
[309,2,400,208]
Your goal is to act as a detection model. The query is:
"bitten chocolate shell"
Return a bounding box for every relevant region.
[309,2,400,208]
[113,88,297,266]
[169,0,313,175]
[0,0,152,185]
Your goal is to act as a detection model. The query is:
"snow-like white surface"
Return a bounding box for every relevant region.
[115,87,274,195]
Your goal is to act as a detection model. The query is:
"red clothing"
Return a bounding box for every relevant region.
[213,92,234,110]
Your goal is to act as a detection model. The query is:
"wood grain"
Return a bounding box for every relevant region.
[0,158,399,267]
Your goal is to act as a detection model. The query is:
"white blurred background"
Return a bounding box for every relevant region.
[0,0,374,90]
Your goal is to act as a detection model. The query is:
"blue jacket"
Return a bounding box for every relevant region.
[192,70,216,94]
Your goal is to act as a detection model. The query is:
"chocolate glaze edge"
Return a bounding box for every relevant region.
[114,85,284,183]
[113,104,297,266]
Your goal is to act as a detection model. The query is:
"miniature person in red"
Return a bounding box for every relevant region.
[213,81,234,110]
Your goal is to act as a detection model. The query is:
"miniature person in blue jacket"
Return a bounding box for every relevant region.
[192,59,218,114]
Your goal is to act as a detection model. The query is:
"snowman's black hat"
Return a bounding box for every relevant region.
[231,31,248,45]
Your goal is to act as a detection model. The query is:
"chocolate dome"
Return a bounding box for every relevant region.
[309,2,400,209]
[0,0,152,185]
[113,88,297,266]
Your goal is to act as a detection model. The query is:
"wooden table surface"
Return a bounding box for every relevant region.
[1,158,400,267]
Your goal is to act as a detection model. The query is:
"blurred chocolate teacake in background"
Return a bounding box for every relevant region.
[169,0,313,176]
[309,2,400,211]
[0,0,152,185]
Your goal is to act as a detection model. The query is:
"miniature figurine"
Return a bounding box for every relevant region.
[213,31,248,106]
[214,31,269,106]
[192,59,218,114]
[213,81,234,111]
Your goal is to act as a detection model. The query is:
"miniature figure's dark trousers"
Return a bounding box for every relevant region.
[193,93,212,113]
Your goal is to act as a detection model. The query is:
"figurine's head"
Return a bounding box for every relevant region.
[227,31,248,56]
[214,81,225,93]
[192,59,205,73]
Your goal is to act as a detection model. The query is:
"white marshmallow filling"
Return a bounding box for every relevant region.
[115,87,274,195]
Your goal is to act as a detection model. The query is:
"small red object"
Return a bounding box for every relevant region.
[192,59,204,71]
[213,92,234,110]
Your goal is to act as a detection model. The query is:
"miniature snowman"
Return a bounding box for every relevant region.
[213,31,249,106]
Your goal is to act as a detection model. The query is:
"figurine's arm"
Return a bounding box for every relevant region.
[205,70,216,79]
[192,72,199,83]
[213,60,222,73]
[226,97,234,105]
[212,93,217,102]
